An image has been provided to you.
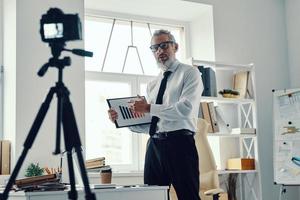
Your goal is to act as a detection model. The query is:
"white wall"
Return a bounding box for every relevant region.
[285,0,300,88]
[285,0,300,197]
[0,0,3,137]
[189,5,215,61]
[3,0,16,164]
[189,0,298,199]
[3,0,85,179]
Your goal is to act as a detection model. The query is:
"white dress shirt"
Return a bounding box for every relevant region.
[130,59,203,134]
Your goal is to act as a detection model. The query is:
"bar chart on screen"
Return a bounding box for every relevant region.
[107,96,151,128]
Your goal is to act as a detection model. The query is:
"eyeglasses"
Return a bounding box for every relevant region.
[150,41,174,52]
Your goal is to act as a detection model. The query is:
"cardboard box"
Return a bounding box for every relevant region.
[227,158,255,170]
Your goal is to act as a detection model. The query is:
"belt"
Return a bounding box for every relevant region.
[151,129,194,140]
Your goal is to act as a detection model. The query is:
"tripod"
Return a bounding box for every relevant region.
[0,43,96,200]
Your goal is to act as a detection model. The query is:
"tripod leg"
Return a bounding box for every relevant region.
[62,95,96,200]
[65,150,78,200]
[53,93,63,154]
[0,88,56,200]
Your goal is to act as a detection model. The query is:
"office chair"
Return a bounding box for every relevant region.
[170,118,226,200]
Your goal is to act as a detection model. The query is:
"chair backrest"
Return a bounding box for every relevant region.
[194,118,219,191]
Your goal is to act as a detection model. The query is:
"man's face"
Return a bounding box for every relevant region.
[151,34,178,64]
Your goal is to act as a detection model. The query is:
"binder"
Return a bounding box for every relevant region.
[200,102,213,133]
[198,66,217,97]
[208,102,219,132]
[215,106,231,133]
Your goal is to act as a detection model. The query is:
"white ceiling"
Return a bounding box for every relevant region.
[85,0,210,21]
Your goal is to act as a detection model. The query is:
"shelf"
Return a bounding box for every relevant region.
[207,133,256,138]
[200,96,254,104]
[190,58,253,71]
[217,170,257,175]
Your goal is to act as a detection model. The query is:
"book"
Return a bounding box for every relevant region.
[85,160,105,167]
[86,163,106,169]
[85,157,106,169]
[86,165,111,172]
[1,140,11,175]
[233,71,250,98]
[85,157,105,163]
[231,128,256,134]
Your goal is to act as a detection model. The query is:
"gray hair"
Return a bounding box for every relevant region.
[151,29,177,43]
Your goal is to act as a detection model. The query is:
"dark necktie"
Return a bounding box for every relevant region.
[149,71,172,136]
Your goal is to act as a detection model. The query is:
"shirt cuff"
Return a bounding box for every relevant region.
[150,104,164,117]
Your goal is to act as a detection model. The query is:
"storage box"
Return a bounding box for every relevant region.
[227,158,255,170]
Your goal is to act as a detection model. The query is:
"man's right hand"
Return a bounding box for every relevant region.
[108,108,118,123]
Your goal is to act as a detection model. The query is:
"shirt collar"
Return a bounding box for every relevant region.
[160,59,179,74]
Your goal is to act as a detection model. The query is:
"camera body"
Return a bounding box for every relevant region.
[40,8,82,43]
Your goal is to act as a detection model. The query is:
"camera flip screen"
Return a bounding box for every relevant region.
[43,23,64,39]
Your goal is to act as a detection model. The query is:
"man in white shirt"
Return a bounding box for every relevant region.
[108,29,203,200]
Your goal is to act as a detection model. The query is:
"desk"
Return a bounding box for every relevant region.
[8,186,169,200]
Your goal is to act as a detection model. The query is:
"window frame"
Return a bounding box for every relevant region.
[84,10,189,172]
[85,71,154,172]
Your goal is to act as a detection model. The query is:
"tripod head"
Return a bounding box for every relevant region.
[38,42,93,77]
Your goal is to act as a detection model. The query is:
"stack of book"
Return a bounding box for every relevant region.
[15,174,66,192]
[85,157,106,172]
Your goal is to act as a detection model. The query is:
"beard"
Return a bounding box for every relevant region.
[157,57,175,71]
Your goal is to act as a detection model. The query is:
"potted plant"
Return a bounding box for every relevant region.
[25,163,44,177]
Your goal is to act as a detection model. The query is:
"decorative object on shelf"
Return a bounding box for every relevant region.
[25,163,44,177]
[226,174,238,200]
[218,89,239,98]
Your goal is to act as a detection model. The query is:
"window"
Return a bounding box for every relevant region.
[84,15,185,172]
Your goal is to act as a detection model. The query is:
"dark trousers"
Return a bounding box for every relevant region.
[144,130,201,200]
